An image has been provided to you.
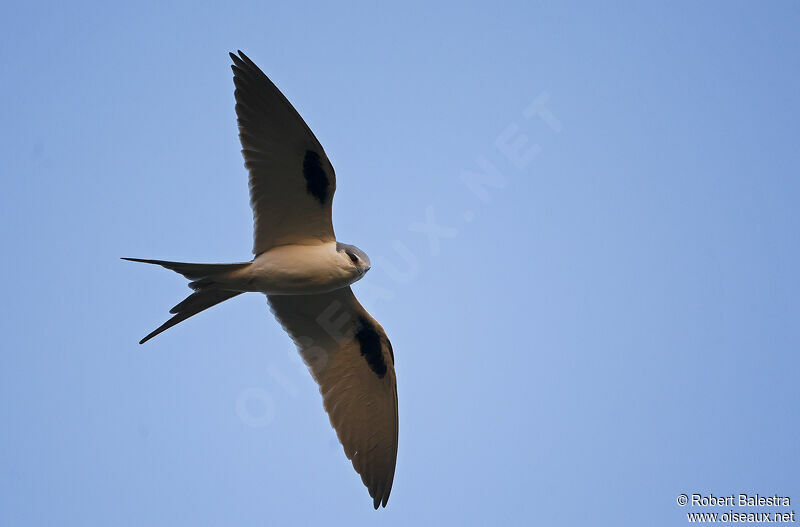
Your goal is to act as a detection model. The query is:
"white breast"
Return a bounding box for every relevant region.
[231,241,360,295]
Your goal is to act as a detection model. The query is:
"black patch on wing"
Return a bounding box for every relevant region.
[303,150,329,204]
[355,316,387,378]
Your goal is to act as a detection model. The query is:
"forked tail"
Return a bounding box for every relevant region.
[122,258,250,344]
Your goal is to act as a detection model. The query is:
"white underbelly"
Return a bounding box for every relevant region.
[222,242,359,295]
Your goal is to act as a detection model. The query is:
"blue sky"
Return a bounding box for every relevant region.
[1,1,799,525]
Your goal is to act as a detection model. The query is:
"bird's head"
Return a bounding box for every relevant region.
[336,242,371,278]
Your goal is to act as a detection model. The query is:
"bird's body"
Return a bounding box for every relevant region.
[125,51,398,509]
[205,241,369,295]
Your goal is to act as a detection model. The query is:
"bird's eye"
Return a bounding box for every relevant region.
[347,251,359,264]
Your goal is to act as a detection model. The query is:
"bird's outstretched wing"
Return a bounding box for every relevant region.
[268,287,398,509]
[230,50,337,254]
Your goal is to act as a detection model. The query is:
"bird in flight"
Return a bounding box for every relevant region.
[124,50,398,509]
